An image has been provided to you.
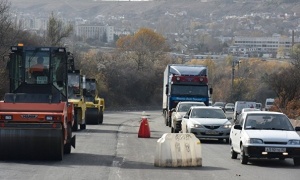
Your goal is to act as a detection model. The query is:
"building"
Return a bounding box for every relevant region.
[232,36,300,54]
[76,25,114,43]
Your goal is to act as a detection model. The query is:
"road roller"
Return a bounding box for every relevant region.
[67,56,86,131]
[84,79,105,124]
[0,44,75,160]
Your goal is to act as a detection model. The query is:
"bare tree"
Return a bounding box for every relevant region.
[45,12,73,46]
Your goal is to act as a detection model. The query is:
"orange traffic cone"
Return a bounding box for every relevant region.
[138,117,151,138]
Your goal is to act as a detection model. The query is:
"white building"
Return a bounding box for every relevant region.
[76,25,114,42]
[233,36,300,53]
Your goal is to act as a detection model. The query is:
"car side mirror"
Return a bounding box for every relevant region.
[171,108,175,112]
[295,127,300,131]
[183,115,189,119]
[234,124,242,130]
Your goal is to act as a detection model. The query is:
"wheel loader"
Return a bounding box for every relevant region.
[84,78,105,124]
[0,44,75,160]
[67,56,86,131]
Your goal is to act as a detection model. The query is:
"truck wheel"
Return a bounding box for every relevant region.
[171,127,174,133]
[240,145,248,164]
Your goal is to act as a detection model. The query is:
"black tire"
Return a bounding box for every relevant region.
[240,145,248,164]
[231,145,238,159]
[99,111,103,124]
[171,127,174,133]
[80,124,86,130]
[174,128,179,133]
[225,138,230,144]
[72,118,78,131]
[293,157,300,166]
[51,133,64,160]
[168,117,171,127]
[64,124,72,154]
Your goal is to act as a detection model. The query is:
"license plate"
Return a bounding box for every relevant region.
[265,147,286,152]
[206,130,219,135]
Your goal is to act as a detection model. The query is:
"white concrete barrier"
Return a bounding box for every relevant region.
[154,133,202,167]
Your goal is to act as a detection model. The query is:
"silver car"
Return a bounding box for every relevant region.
[171,101,205,133]
[182,106,232,143]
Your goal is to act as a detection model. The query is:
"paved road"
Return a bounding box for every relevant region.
[0,111,299,180]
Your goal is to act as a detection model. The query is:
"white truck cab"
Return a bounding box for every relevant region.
[233,101,256,122]
[265,98,275,111]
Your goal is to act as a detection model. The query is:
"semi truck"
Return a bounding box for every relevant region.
[0,44,75,160]
[162,64,212,127]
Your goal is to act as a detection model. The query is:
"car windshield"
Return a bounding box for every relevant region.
[244,114,294,131]
[178,103,205,112]
[191,108,227,119]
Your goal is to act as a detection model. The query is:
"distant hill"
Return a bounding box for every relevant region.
[9,0,300,19]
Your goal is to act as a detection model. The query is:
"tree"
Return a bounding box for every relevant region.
[45,12,73,46]
[116,28,169,70]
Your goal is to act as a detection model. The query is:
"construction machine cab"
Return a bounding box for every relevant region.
[7,45,68,102]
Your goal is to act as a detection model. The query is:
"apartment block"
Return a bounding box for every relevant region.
[76,25,114,42]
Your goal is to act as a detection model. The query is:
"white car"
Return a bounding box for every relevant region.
[170,101,205,133]
[230,111,300,165]
[241,108,260,113]
[181,106,232,143]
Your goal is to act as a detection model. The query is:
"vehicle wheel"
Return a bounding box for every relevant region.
[99,112,103,124]
[240,145,248,164]
[64,124,72,154]
[174,128,179,133]
[293,157,300,166]
[80,124,86,130]
[168,118,171,127]
[231,145,238,159]
[171,127,174,133]
[225,138,230,144]
[72,117,78,131]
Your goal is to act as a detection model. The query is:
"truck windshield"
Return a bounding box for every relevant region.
[171,85,208,96]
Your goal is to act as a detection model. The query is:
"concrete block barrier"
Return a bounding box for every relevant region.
[154,133,202,167]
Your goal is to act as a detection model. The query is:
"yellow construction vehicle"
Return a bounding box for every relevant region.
[67,56,86,131]
[84,78,105,124]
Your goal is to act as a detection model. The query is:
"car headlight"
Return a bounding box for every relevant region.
[192,124,203,128]
[223,123,232,129]
[288,140,300,145]
[248,138,264,144]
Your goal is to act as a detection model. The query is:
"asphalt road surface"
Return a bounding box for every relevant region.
[0,110,300,180]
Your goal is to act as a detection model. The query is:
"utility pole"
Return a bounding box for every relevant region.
[231,59,235,101]
[231,57,240,102]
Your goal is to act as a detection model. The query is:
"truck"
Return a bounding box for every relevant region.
[233,101,256,122]
[162,64,212,127]
[84,78,105,124]
[0,44,75,160]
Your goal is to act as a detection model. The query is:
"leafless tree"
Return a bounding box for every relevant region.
[45,12,73,46]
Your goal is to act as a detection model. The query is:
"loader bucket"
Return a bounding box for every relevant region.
[0,123,64,160]
[85,108,99,125]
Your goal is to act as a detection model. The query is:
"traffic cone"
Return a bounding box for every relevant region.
[138,117,151,138]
